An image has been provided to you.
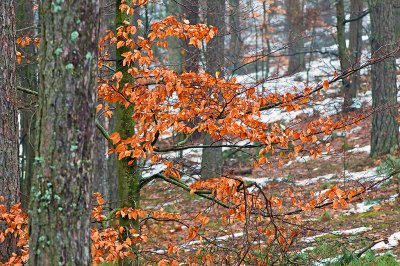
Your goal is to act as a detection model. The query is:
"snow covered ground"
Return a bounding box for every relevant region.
[302,226,372,243]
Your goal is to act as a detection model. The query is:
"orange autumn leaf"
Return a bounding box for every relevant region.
[323,80,330,90]
[109,132,121,144]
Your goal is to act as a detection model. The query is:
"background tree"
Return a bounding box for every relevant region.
[16,0,39,210]
[182,0,200,73]
[285,0,305,73]
[28,0,100,264]
[164,0,184,73]
[347,0,363,110]
[396,0,400,40]
[337,0,364,112]
[0,0,20,261]
[228,0,243,71]
[369,0,399,156]
[92,0,116,208]
[2,0,400,264]
[201,0,226,179]
[336,0,351,112]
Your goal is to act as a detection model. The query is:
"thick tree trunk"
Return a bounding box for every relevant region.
[28,0,99,264]
[201,0,225,179]
[0,0,20,261]
[369,0,399,156]
[285,0,305,73]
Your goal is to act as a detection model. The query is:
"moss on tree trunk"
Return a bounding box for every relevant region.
[28,0,99,264]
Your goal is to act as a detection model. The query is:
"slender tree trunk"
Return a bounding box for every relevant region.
[285,0,305,73]
[369,0,399,156]
[201,0,225,179]
[336,0,352,112]
[265,1,274,79]
[0,0,20,261]
[93,115,110,201]
[395,0,400,59]
[28,0,99,264]
[107,116,118,209]
[346,0,363,111]
[16,0,38,210]
[165,0,183,73]
[395,0,400,39]
[261,1,268,78]
[229,0,242,71]
[182,0,200,73]
[252,0,259,80]
[181,0,202,141]
[92,0,113,205]
[115,0,141,239]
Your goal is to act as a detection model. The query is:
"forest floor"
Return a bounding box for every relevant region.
[139,58,400,264]
[141,107,400,264]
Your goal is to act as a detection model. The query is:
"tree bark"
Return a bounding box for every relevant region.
[346,0,363,111]
[28,0,99,264]
[92,0,114,206]
[115,0,141,240]
[285,0,305,73]
[182,0,200,73]
[0,0,20,261]
[336,0,352,112]
[201,0,225,179]
[93,115,110,202]
[165,0,184,73]
[395,0,400,59]
[395,0,400,39]
[369,0,399,156]
[228,0,243,71]
[16,0,38,210]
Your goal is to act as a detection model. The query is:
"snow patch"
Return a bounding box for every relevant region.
[349,145,370,153]
[302,227,372,243]
[372,232,400,251]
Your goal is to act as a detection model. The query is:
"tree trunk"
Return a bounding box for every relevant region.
[285,0,305,73]
[201,0,225,179]
[16,0,38,210]
[228,0,243,71]
[336,0,352,112]
[369,0,399,156]
[346,0,363,111]
[0,0,20,261]
[92,0,114,205]
[115,0,141,240]
[395,0,400,59]
[395,0,400,39]
[106,116,118,209]
[28,0,99,264]
[165,0,183,73]
[182,0,200,73]
[93,116,110,201]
